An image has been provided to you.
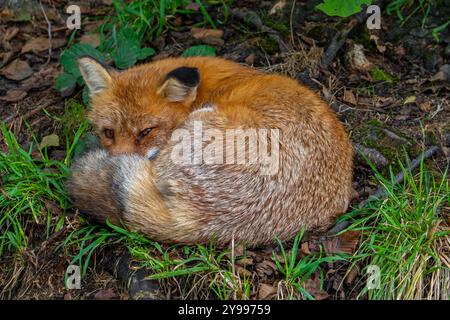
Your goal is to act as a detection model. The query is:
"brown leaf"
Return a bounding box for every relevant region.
[1,51,14,67]
[0,89,27,102]
[191,27,224,46]
[345,267,359,285]
[419,101,432,112]
[343,89,357,105]
[322,230,360,255]
[0,59,33,80]
[303,278,329,300]
[235,265,252,277]
[21,37,66,54]
[192,28,223,39]
[79,33,101,48]
[346,41,373,72]
[4,27,19,41]
[256,260,277,278]
[94,288,116,300]
[235,257,254,267]
[258,283,277,299]
[300,241,311,255]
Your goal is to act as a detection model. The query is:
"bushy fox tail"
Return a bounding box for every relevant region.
[67,149,181,243]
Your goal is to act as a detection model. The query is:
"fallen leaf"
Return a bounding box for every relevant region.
[39,134,60,149]
[345,267,359,285]
[403,95,416,105]
[1,51,14,66]
[300,241,311,255]
[258,283,277,299]
[192,28,223,39]
[394,46,406,56]
[236,257,253,267]
[269,0,287,15]
[343,89,357,105]
[21,37,66,54]
[4,27,19,41]
[346,41,373,72]
[245,53,255,65]
[0,89,27,102]
[369,35,386,53]
[303,278,329,300]
[322,230,360,255]
[94,288,116,300]
[256,260,277,278]
[191,27,224,46]
[419,101,432,112]
[0,59,33,80]
[236,265,252,277]
[79,33,101,48]
[185,3,199,11]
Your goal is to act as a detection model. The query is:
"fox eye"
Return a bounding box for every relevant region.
[139,127,154,139]
[103,129,114,139]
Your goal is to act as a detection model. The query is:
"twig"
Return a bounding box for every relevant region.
[320,0,388,69]
[327,145,441,236]
[320,18,359,69]
[231,8,290,53]
[39,0,52,64]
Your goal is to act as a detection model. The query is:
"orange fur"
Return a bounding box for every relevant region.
[68,56,354,246]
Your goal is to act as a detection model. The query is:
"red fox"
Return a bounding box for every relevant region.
[68,56,353,246]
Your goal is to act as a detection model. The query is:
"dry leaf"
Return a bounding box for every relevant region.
[258,283,277,299]
[191,27,224,46]
[370,35,386,53]
[347,41,373,72]
[0,89,27,102]
[303,278,329,300]
[0,59,33,80]
[79,33,101,48]
[1,51,14,66]
[4,27,19,41]
[39,134,60,149]
[21,37,66,54]
[419,101,432,112]
[343,89,357,105]
[403,95,416,105]
[322,230,360,255]
[235,265,252,277]
[94,288,116,300]
[345,267,359,285]
[269,0,287,15]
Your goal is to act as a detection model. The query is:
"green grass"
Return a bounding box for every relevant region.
[386,0,449,42]
[0,123,87,257]
[342,151,449,299]
[273,229,347,300]
[59,222,340,299]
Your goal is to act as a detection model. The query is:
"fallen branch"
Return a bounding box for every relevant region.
[231,8,290,53]
[320,0,388,69]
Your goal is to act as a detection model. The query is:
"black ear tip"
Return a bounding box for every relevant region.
[166,66,200,87]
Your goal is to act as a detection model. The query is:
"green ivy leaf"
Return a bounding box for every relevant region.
[139,47,156,60]
[182,45,216,57]
[60,43,106,78]
[54,72,77,93]
[111,43,141,69]
[316,0,372,18]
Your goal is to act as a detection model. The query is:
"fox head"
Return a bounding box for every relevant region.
[77,56,200,158]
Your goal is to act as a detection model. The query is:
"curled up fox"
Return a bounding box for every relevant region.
[68,56,353,246]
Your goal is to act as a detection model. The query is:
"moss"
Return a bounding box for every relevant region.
[260,37,279,55]
[370,67,399,84]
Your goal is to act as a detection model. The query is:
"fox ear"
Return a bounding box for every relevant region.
[77,56,112,96]
[158,67,200,104]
